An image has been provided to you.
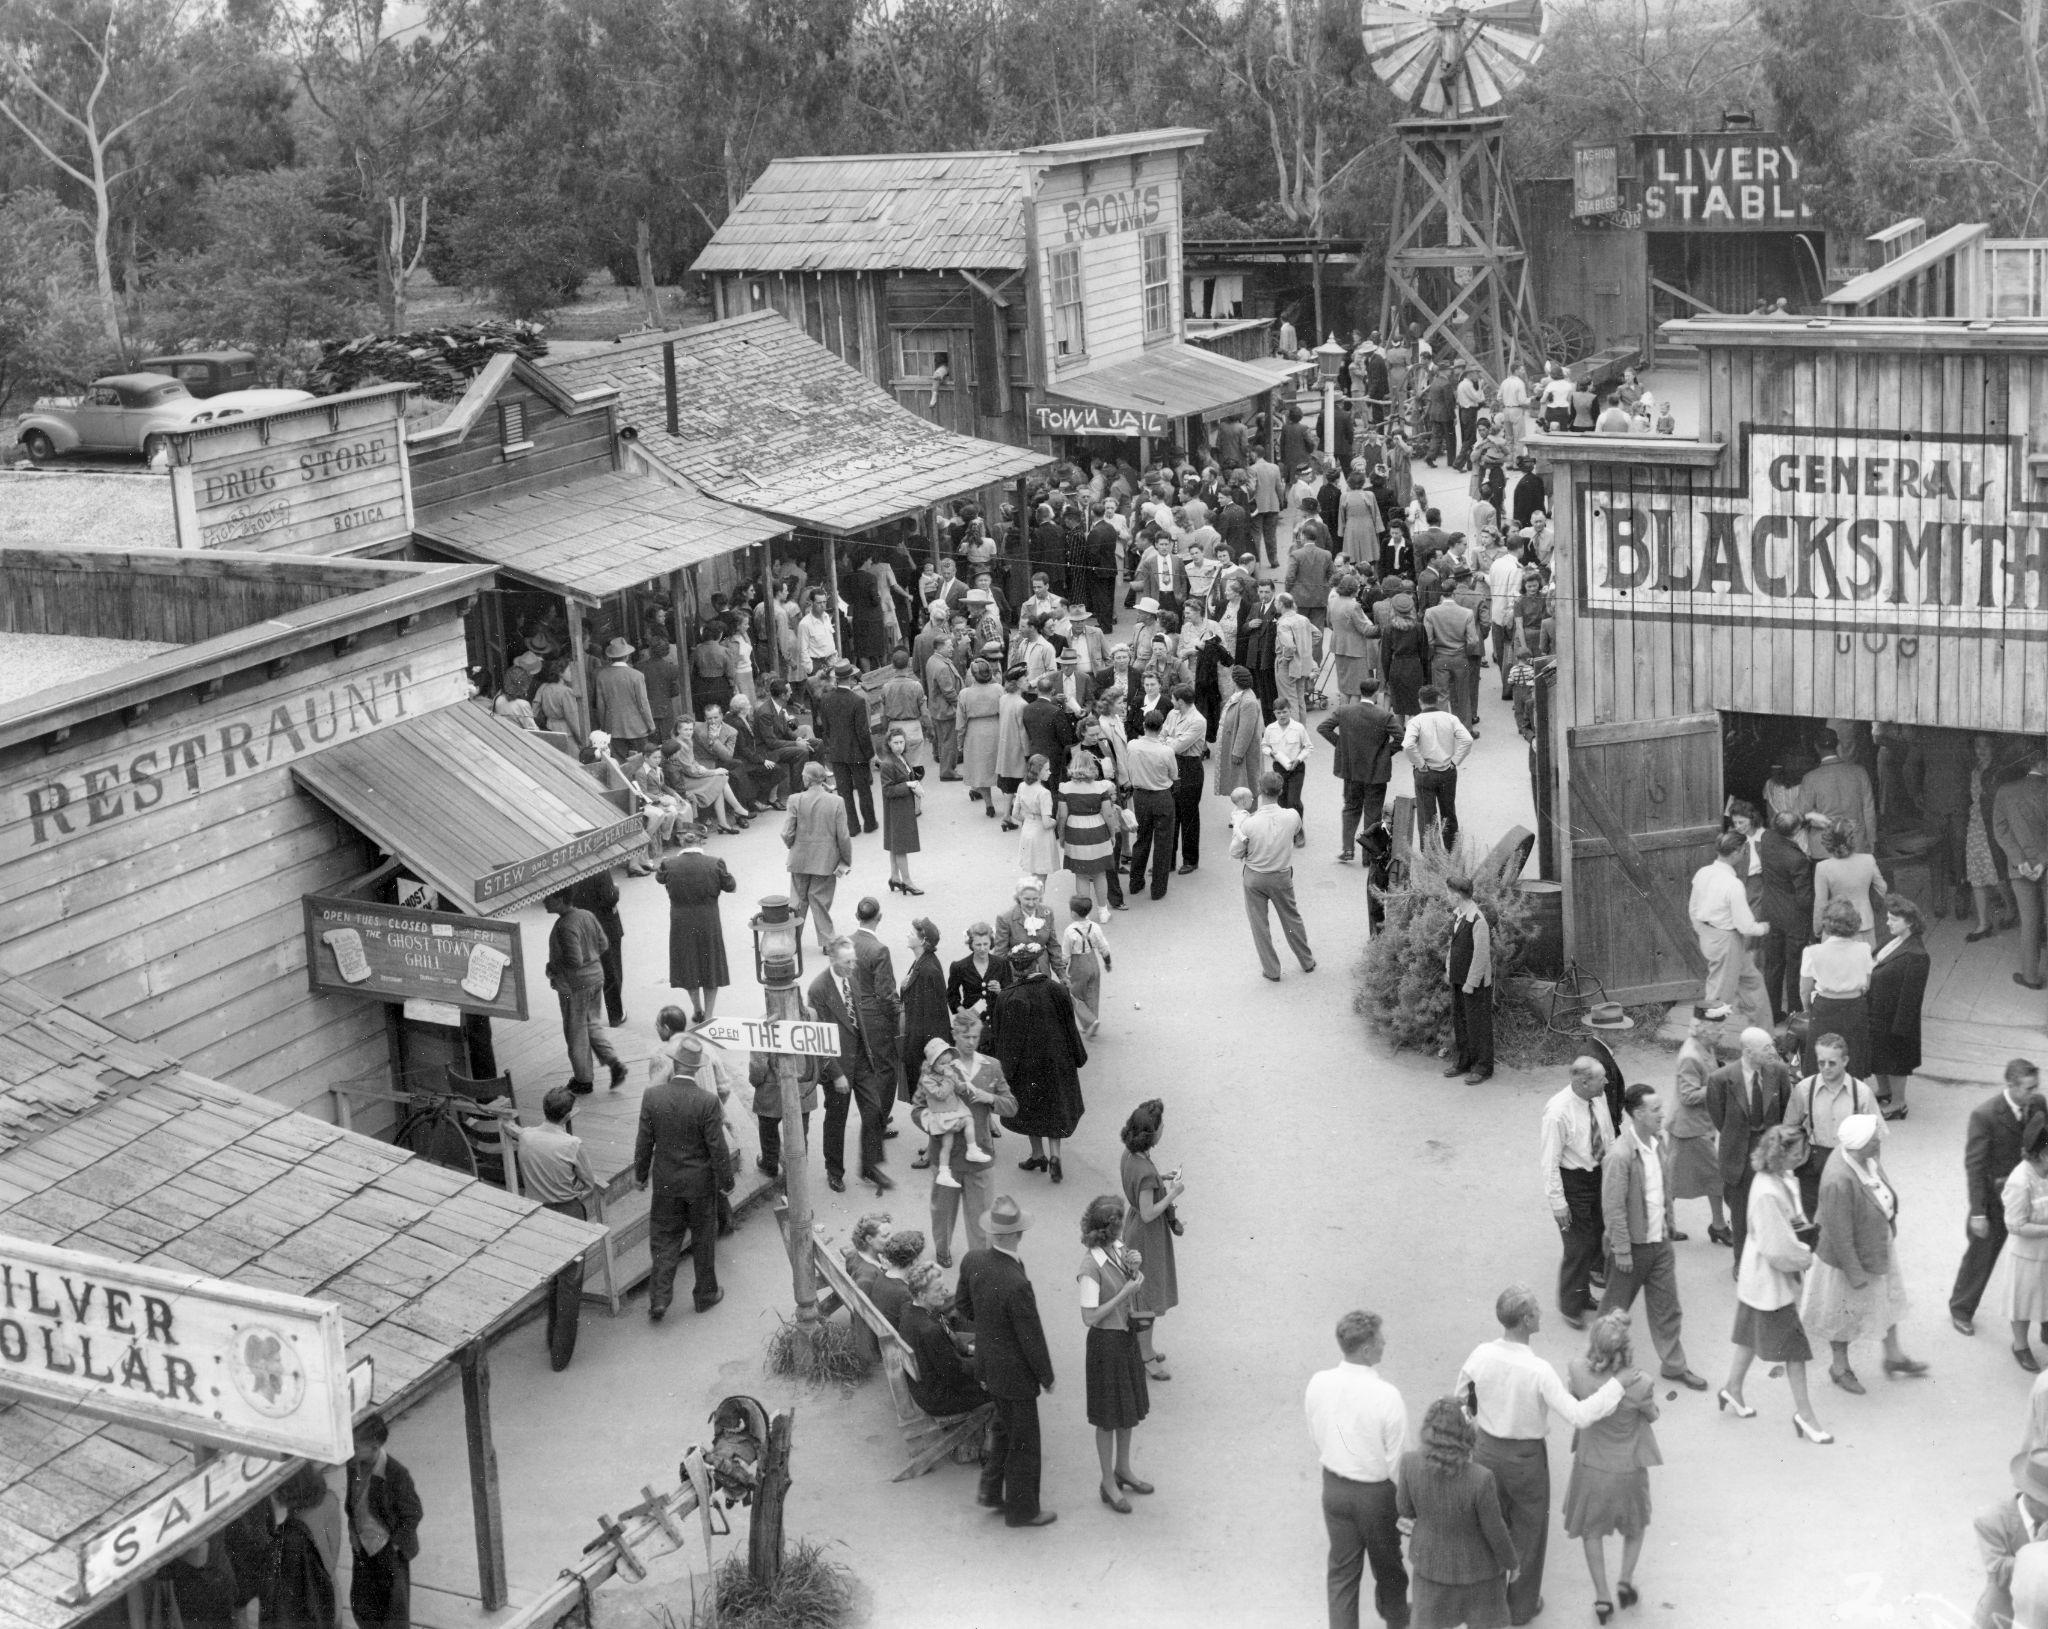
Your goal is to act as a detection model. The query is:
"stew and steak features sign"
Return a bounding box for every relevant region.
[1580,427,2048,636]
[473,817,645,905]
[168,385,413,554]
[0,1236,351,1462]
[304,894,528,1019]
[1635,134,1813,230]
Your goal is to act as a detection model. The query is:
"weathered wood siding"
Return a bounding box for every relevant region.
[0,553,374,642]
[410,376,616,520]
[1029,149,1184,385]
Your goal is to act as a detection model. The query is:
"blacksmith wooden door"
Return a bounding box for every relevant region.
[1564,712,1721,1005]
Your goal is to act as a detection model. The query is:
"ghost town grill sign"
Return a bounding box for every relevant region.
[1578,427,2048,637]
[0,1235,351,1462]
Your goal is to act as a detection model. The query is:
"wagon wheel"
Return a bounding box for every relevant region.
[1538,315,1595,369]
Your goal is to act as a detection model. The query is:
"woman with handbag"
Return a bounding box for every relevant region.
[878,725,924,895]
[1867,895,1931,1120]
[1078,1193,1153,1514]
[1801,1112,1929,1394]
[1119,1099,1183,1385]
[1719,1124,1831,1442]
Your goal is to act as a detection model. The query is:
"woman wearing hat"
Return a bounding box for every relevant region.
[1800,1113,1928,1393]
[991,941,1088,1184]
[1720,1124,1830,1442]
[901,915,950,1100]
[956,659,1004,816]
[1077,1194,1152,1513]
[1382,593,1428,721]
[655,825,734,1025]
[2002,1111,2048,1371]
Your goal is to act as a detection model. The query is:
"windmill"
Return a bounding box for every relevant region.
[1363,0,1548,381]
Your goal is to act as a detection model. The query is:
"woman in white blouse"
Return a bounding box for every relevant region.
[1719,1125,1828,1442]
[1800,899,1875,1077]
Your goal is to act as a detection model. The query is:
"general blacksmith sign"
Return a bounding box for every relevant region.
[1579,426,2048,636]
[0,1235,351,1461]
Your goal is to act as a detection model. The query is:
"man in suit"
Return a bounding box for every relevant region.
[1704,1026,1793,1271]
[954,1195,1057,1527]
[1213,663,1266,803]
[1756,809,1815,1024]
[925,630,964,781]
[850,895,903,1111]
[1795,728,1878,853]
[1319,675,1399,864]
[1974,1446,2048,1629]
[1021,674,1079,793]
[991,877,1067,980]
[693,703,766,812]
[347,1412,423,1629]
[808,937,894,1194]
[781,761,851,952]
[1599,1083,1707,1388]
[752,679,817,805]
[1052,649,1095,717]
[1998,761,2048,990]
[815,659,878,834]
[634,1023,733,1318]
[1951,1057,2043,1335]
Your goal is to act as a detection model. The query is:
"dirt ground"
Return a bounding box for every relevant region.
[385,389,2011,1629]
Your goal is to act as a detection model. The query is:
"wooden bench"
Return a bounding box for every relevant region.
[775,1203,993,1482]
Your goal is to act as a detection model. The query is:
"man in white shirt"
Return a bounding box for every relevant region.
[1231,770,1317,982]
[1687,830,1772,1030]
[497,1085,599,1370]
[1484,546,1525,695]
[1263,695,1313,844]
[1459,1285,1628,1625]
[1541,1057,1618,1326]
[1402,685,1474,852]
[1304,1310,1409,1629]
[1496,365,1530,458]
[798,589,839,676]
[1599,1083,1708,1388]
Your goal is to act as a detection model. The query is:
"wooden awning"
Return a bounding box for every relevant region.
[293,704,644,915]
[1047,343,1309,422]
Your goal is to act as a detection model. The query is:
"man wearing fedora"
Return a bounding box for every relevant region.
[633,1022,733,1319]
[593,636,656,755]
[955,1196,1057,1527]
[1976,1448,2048,1629]
[816,660,879,835]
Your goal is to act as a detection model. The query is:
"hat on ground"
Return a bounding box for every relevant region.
[674,822,710,846]
[1582,1002,1635,1032]
[2016,1448,2048,1505]
[604,636,634,660]
[979,1195,1032,1235]
[1134,597,1162,616]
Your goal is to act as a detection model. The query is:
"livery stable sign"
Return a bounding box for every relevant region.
[0,1235,351,1463]
[1579,426,2048,637]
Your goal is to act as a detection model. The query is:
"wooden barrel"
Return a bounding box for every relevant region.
[1519,880,1564,978]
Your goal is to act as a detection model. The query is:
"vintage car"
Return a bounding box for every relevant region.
[134,349,260,399]
[15,373,207,463]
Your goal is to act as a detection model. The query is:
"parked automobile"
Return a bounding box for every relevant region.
[188,388,315,425]
[14,374,206,464]
[134,350,259,399]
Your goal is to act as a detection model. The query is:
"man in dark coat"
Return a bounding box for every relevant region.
[809,938,895,1194]
[1951,1058,2043,1334]
[815,660,878,835]
[1756,810,1815,1024]
[1318,675,1400,863]
[989,946,1088,1172]
[1704,1026,1793,1270]
[1020,676,1079,793]
[1084,505,1122,629]
[850,895,903,1108]
[954,1194,1058,1526]
[753,679,818,804]
[346,1413,423,1629]
[634,1024,735,1317]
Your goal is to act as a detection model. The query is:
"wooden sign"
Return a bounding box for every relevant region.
[1577,425,2048,638]
[167,386,413,554]
[1635,134,1812,231]
[1572,144,1622,218]
[1032,403,1167,439]
[0,1235,351,1462]
[694,1015,840,1056]
[473,817,645,905]
[304,894,527,1019]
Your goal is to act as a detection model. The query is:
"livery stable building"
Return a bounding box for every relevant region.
[1531,311,2048,1075]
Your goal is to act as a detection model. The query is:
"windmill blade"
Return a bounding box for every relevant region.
[1363,0,1549,117]
[1468,0,1546,39]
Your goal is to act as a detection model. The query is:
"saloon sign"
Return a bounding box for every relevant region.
[1636,134,1813,230]
[1579,427,2048,636]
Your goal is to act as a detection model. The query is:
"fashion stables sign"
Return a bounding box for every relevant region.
[0,1235,351,1462]
[1578,426,2048,638]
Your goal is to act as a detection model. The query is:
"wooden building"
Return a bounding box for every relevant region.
[1182,235,1370,345]
[691,131,1305,461]
[1534,309,2048,1062]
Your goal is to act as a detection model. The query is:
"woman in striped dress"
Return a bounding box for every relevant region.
[1057,749,1118,919]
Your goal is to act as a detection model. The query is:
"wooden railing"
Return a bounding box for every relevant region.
[1824,223,1988,318]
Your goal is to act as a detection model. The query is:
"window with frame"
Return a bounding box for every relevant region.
[894,328,954,383]
[1142,231,1173,339]
[1050,248,1086,360]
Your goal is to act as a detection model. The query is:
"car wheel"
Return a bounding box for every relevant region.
[141,433,169,463]
[21,431,54,465]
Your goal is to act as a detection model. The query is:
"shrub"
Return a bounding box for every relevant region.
[1352,844,1534,1053]
[763,1315,870,1386]
[687,1539,854,1629]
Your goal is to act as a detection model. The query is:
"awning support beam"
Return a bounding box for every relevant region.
[462,1338,509,1611]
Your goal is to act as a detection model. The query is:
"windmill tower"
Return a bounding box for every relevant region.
[1364,0,1547,381]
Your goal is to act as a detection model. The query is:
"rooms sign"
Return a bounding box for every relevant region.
[1579,427,2048,636]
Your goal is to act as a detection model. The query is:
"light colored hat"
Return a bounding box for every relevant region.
[1582,1002,1635,1032]
[2014,1448,2048,1505]
[922,1036,955,1065]
[588,730,612,750]
[1134,596,1162,616]
[1838,1113,1881,1152]
[979,1195,1032,1234]
[1016,876,1042,893]
[604,636,634,660]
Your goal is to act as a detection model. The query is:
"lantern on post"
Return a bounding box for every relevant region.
[748,896,817,1326]
[1316,334,1346,468]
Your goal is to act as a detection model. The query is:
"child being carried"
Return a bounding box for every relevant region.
[918,1037,992,1187]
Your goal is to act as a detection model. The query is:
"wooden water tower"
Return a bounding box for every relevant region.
[1364,0,1547,379]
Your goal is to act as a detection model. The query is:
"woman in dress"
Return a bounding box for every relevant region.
[1119,1098,1182,1385]
[1013,753,1059,886]
[1056,748,1118,918]
[1382,592,1428,721]
[841,1212,894,1366]
[1799,900,1875,1077]
[955,659,1004,817]
[1564,1312,1661,1623]
[1802,1113,1928,1393]
[991,942,1088,1184]
[1968,733,2015,940]
[1811,820,1888,945]
[877,725,923,895]
[659,736,748,833]
[899,1263,989,1419]
[994,667,1031,828]
[1078,1194,1152,1514]
[946,922,1009,1021]
[1867,895,1930,1121]
[1670,1010,1731,1244]
[844,550,886,671]
[655,824,734,1024]
[1396,1395,1518,1629]
[1719,1124,1829,1441]
[901,915,951,1113]
[532,660,580,737]
[2003,1112,2048,1371]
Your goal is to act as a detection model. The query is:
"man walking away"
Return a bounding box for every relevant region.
[347,1414,422,1629]
[782,761,852,952]
[498,1086,598,1370]
[1305,1310,1410,1629]
[1599,1083,1709,1388]
[1997,759,2048,991]
[1952,1058,2043,1336]
[1444,874,1494,1083]
[817,659,879,834]
[1127,710,1180,901]
[543,890,627,1095]
[956,1196,1058,1527]
[1687,831,1773,1030]
[1320,677,1398,865]
[1542,1057,1617,1326]
[634,1024,734,1319]
[1402,686,1472,853]
[1422,584,1480,731]
[1232,770,1317,982]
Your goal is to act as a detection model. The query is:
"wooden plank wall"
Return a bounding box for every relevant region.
[409,378,617,520]
[0,558,353,643]
[0,613,475,1119]
[1029,150,1183,385]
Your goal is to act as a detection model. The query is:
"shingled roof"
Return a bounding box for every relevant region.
[0,973,600,1628]
[692,151,1025,274]
[546,313,1047,534]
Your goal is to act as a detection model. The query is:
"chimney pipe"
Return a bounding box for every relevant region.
[663,340,679,436]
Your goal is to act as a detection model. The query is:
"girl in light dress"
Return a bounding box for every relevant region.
[915,1038,992,1188]
[1014,753,1059,884]
[1062,894,1113,1037]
